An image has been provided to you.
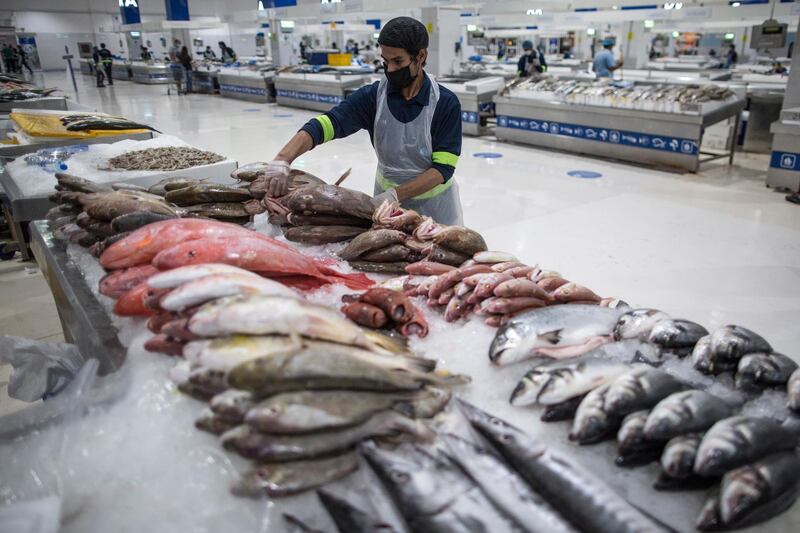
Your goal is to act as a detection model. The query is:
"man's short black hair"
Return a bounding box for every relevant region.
[378,16,429,59]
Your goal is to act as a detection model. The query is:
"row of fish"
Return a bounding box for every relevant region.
[286,400,669,533]
[59,113,160,133]
[341,287,429,338]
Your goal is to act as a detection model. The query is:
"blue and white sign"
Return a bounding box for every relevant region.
[119,0,141,25]
[221,84,267,96]
[165,0,190,21]
[461,111,478,124]
[277,89,343,104]
[770,151,800,172]
[497,115,699,155]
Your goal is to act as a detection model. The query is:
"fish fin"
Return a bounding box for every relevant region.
[540,329,563,345]
[630,349,663,367]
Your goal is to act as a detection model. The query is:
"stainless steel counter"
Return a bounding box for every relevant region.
[219,72,275,103]
[111,62,132,81]
[274,72,370,112]
[131,63,172,85]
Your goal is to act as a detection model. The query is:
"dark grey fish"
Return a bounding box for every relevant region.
[361,442,518,533]
[604,368,684,417]
[456,399,667,533]
[317,489,398,533]
[616,410,663,467]
[789,368,800,412]
[696,451,800,531]
[735,352,798,390]
[282,514,326,533]
[653,433,715,491]
[110,211,176,233]
[694,416,800,477]
[709,325,772,362]
[643,390,734,441]
[209,389,254,423]
[613,308,670,341]
[440,434,577,533]
[648,319,708,352]
[510,359,629,407]
[230,452,359,498]
[692,335,737,375]
[148,177,199,196]
[349,261,411,275]
[569,384,621,445]
[54,172,112,193]
[165,184,253,206]
[541,394,586,422]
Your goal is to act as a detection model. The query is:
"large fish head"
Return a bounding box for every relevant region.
[455,399,547,459]
[695,494,723,531]
[613,308,669,340]
[509,367,550,406]
[316,490,389,533]
[489,323,529,365]
[661,434,701,478]
[718,465,765,525]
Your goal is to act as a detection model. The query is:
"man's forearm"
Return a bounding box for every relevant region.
[394,168,445,201]
[275,130,315,164]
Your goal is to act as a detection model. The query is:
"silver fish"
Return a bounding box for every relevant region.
[223,411,433,462]
[541,394,586,422]
[735,352,798,390]
[195,408,238,435]
[604,368,684,417]
[648,319,708,352]
[696,451,800,531]
[709,325,772,362]
[231,452,359,498]
[644,390,734,441]
[654,433,714,492]
[490,305,623,366]
[692,335,735,375]
[209,389,254,423]
[283,514,326,533]
[613,308,670,341]
[569,384,620,445]
[440,434,577,533]
[694,416,800,477]
[510,359,629,407]
[361,442,518,533]
[316,489,399,533]
[456,399,667,533]
[616,410,662,467]
[789,368,800,412]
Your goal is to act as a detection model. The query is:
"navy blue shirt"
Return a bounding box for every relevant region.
[301,74,462,181]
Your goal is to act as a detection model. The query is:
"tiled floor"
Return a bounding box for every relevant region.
[1,70,798,414]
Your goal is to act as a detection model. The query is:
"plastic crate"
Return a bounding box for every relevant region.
[328,53,352,67]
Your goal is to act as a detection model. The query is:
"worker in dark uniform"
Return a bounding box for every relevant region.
[261,16,463,225]
[98,43,114,85]
[93,46,105,87]
[517,40,546,77]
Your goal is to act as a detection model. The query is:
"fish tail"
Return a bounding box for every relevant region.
[314,263,374,290]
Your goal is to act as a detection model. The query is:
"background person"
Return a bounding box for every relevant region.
[178,46,193,94]
[593,37,623,78]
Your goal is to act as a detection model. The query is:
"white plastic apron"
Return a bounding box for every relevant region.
[373,74,463,226]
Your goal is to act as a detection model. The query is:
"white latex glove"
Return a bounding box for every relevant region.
[265,160,291,197]
[372,188,399,207]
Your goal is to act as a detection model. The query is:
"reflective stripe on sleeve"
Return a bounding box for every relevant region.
[432,151,459,167]
[314,115,335,143]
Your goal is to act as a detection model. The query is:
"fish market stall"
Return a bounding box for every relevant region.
[494,79,746,172]
[130,62,173,85]
[111,62,132,81]
[766,106,800,191]
[219,69,276,103]
[437,76,505,136]
[274,70,371,112]
[192,67,220,95]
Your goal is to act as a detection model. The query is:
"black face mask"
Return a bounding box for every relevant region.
[385,58,419,89]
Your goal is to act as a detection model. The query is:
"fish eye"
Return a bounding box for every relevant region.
[501,434,514,443]
[188,250,197,257]
[391,471,409,483]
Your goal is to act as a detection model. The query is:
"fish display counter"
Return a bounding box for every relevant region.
[192,67,220,95]
[111,62,132,81]
[218,68,276,104]
[766,106,800,191]
[493,80,746,172]
[130,62,172,85]
[437,76,505,136]
[274,71,372,112]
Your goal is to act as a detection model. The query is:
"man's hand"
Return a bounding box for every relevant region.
[265,160,291,197]
[372,188,398,207]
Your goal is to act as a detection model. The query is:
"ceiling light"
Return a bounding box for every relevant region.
[725,32,735,40]
[587,28,596,36]
[467,24,477,32]
[644,20,655,28]
[672,31,680,38]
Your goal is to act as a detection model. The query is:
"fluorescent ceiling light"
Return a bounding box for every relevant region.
[280,20,295,29]
[724,32,735,39]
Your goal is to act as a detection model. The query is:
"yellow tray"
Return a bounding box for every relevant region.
[10,111,151,139]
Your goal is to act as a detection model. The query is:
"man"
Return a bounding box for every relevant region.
[92,46,106,87]
[98,43,114,85]
[593,38,623,78]
[17,45,32,75]
[203,46,216,60]
[517,40,546,77]
[219,41,236,63]
[168,39,181,63]
[724,44,738,69]
[1,44,14,74]
[260,16,463,225]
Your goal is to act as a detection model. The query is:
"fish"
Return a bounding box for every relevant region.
[691,335,735,375]
[473,251,518,264]
[372,200,422,232]
[146,311,176,334]
[350,261,410,275]
[286,184,375,220]
[147,177,202,196]
[569,384,620,444]
[490,305,623,366]
[735,352,798,390]
[182,335,303,372]
[696,451,800,531]
[456,399,667,533]
[694,416,800,477]
[143,334,184,356]
[230,162,269,182]
[242,199,267,216]
[357,288,415,323]
[222,411,433,462]
[493,278,553,301]
[397,305,429,338]
[424,244,470,267]
[152,236,372,290]
[510,359,630,407]
[360,442,518,533]
[85,220,115,238]
[231,452,359,498]
[113,283,167,316]
[146,263,261,289]
[244,387,450,434]
[183,202,249,220]
[405,261,456,276]
[654,434,715,491]
[54,172,112,194]
[647,319,709,352]
[285,212,373,228]
[342,302,389,329]
[316,489,398,533]
[176,365,227,398]
[195,408,238,435]
[159,273,298,311]
[789,368,800,412]
[440,434,577,533]
[616,410,663,467]
[282,514,326,533]
[209,389,254,422]
[470,272,513,302]
[98,264,159,299]
[226,348,464,396]
[481,296,547,315]
[427,226,487,256]
[338,229,407,261]
[537,277,570,292]
[709,325,772,362]
[284,225,367,245]
[361,244,412,263]
[603,368,685,417]
[110,211,176,233]
[79,191,178,221]
[164,184,252,206]
[643,391,735,441]
[552,283,601,303]
[541,395,586,422]
[613,308,670,341]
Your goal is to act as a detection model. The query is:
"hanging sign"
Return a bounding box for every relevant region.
[119,0,141,25]
[165,0,190,21]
